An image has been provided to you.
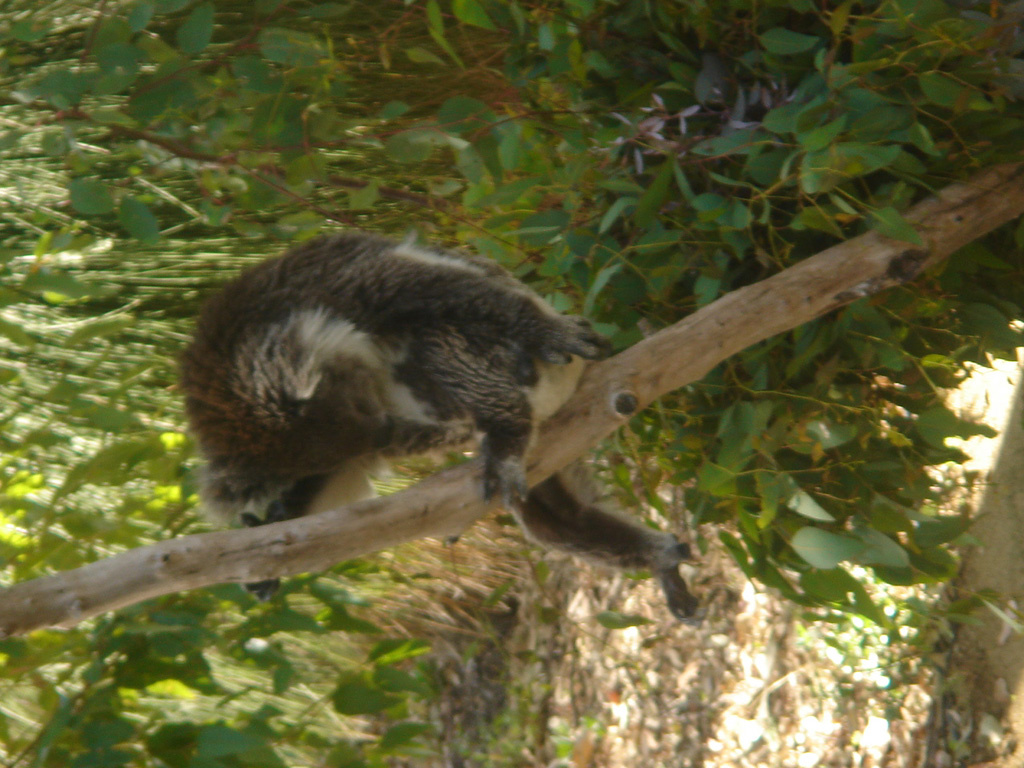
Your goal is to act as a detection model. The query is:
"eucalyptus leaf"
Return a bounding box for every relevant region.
[119,197,161,243]
[760,28,820,55]
[787,489,835,522]
[176,3,214,54]
[791,527,864,569]
[870,206,924,246]
[853,528,910,568]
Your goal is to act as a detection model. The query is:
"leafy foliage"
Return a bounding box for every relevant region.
[1,0,1023,764]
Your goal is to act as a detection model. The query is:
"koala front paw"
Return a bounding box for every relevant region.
[537,315,612,364]
[240,499,291,528]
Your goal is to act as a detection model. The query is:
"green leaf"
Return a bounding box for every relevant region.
[69,178,115,215]
[127,3,155,32]
[787,489,835,522]
[378,100,410,119]
[720,531,757,579]
[406,46,445,66]
[32,68,92,108]
[762,101,806,134]
[373,666,433,697]
[23,269,98,300]
[380,722,432,750]
[513,210,569,245]
[95,42,143,74]
[452,0,496,29]
[805,420,857,450]
[347,181,379,210]
[425,0,464,67]
[583,263,622,316]
[10,19,50,41]
[691,192,727,222]
[259,27,328,66]
[82,717,134,750]
[869,206,924,246]
[799,567,861,602]
[118,196,160,243]
[796,117,846,151]
[176,2,214,54]
[756,472,796,528]
[915,406,995,448]
[0,317,35,347]
[634,162,674,227]
[598,196,636,233]
[793,206,844,237]
[801,143,902,194]
[759,28,821,55]
[959,302,1024,351]
[595,611,652,629]
[853,528,910,568]
[65,315,135,347]
[849,579,890,626]
[791,527,864,569]
[696,461,736,496]
[470,176,545,208]
[918,72,963,108]
[384,129,445,163]
[368,638,430,666]
[914,516,969,548]
[692,127,763,158]
[332,675,401,715]
[195,725,266,758]
[437,96,493,133]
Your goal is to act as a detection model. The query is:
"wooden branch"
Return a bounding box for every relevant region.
[2,163,1024,637]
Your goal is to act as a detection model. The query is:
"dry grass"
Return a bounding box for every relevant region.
[381,512,937,767]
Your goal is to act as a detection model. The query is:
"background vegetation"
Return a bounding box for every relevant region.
[1,0,1022,764]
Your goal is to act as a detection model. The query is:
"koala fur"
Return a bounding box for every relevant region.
[180,231,697,620]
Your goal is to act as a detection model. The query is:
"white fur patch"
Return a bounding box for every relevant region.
[391,240,486,275]
[305,456,385,515]
[293,309,382,369]
[387,381,436,423]
[236,309,382,404]
[529,356,584,422]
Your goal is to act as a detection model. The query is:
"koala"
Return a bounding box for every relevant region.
[180,231,697,620]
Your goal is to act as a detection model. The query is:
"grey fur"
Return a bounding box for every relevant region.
[180,231,697,619]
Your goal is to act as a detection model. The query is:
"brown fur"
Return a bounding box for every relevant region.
[180,232,697,619]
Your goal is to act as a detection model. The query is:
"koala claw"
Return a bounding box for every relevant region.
[245,578,281,602]
[240,499,291,528]
[537,315,612,364]
[658,567,700,623]
[240,501,289,600]
[652,539,699,623]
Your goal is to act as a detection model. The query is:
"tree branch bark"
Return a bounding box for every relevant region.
[2,163,1023,638]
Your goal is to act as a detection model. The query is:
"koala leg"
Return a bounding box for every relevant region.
[395,331,536,507]
[517,465,699,622]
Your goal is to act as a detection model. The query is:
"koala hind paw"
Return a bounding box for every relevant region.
[482,456,529,509]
